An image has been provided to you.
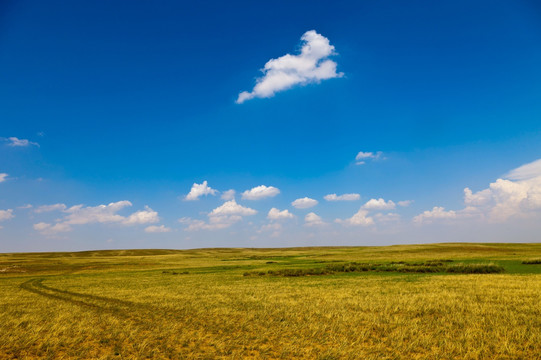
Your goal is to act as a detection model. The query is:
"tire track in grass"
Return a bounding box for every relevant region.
[19,278,163,325]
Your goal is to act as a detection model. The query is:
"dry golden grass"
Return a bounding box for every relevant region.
[1,243,541,359]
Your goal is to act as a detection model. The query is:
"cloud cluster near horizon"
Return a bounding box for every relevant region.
[32,201,161,236]
[236,30,342,104]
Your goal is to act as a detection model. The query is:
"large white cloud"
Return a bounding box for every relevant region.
[241,185,280,200]
[292,197,318,209]
[362,198,396,211]
[414,158,541,224]
[324,193,360,201]
[0,173,7,183]
[236,30,342,103]
[267,208,294,220]
[33,201,159,235]
[184,181,218,201]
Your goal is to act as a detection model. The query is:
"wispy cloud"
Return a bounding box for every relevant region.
[221,189,236,200]
[324,193,360,201]
[236,30,343,103]
[0,173,7,183]
[242,185,280,200]
[355,151,382,165]
[184,181,218,201]
[0,209,14,222]
[4,137,39,147]
[144,225,172,233]
[35,203,67,213]
[33,201,159,235]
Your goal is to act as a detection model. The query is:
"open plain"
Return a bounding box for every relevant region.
[1,243,541,359]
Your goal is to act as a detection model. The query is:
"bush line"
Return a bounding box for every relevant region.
[243,261,505,277]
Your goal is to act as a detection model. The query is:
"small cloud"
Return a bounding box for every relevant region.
[236,30,343,104]
[35,203,67,213]
[355,151,382,165]
[33,222,71,235]
[184,181,218,201]
[122,206,159,225]
[210,199,257,217]
[362,198,396,211]
[324,193,360,201]
[18,204,33,209]
[336,209,374,226]
[180,200,257,231]
[4,137,39,147]
[304,212,326,227]
[221,189,236,200]
[413,207,457,224]
[0,173,8,183]
[397,200,413,207]
[241,185,280,200]
[292,197,318,209]
[144,225,172,233]
[267,208,295,220]
[0,209,15,222]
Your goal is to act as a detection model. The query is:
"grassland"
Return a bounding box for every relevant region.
[1,243,541,359]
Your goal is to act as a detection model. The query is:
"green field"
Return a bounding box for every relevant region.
[1,243,541,359]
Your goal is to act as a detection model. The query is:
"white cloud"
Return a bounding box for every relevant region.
[35,203,67,213]
[415,158,541,225]
[336,209,374,226]
[210,199,257,216]
[236,30,342,103]
[63,201,133,225]
[267,208,294,220]
[5,137,39,147]
[292,197,318,209]
[0,209,14,222]
[374,213,401,223]
[33,222,71,235]
[122,206,159,225]
[324,193,360,201]
[362,198,396,211]
[397,200,413,207]
[241,185,280,200]
[304,212,325,226]
[184,181,218,201]
[180,200,257,231]
[413,207,457,224]
[0,173,7,183]
[221,189,236,200]
[144,225,172,233]
[355,151,382,165]
[33,200,160,235]
[18,204,33,209]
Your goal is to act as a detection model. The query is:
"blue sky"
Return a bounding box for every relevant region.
[1,0,541,251]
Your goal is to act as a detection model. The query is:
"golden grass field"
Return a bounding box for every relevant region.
[1,243,541,359]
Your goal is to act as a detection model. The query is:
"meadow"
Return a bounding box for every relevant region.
[1,243,541,359]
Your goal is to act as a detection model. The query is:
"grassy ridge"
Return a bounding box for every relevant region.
[1,243,541,359]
